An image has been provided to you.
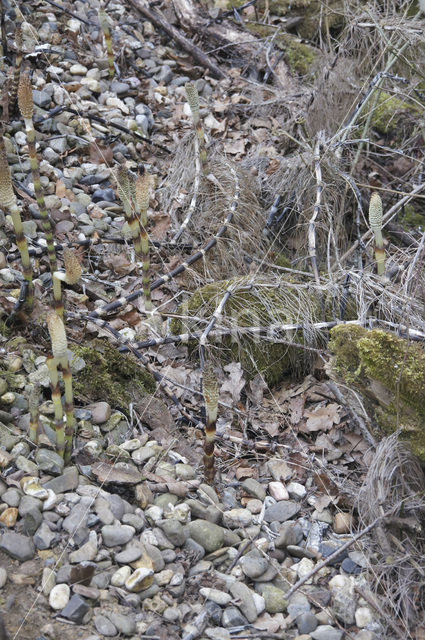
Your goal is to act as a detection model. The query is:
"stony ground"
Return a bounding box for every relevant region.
[0,1,424,640]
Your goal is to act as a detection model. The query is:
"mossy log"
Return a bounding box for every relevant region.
[329,325,425,462]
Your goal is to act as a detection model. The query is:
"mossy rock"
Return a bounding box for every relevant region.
[72,338,156,409]
[329,325,425,462]
[267,0,345,39]
[398,204,425,232]
[368,91,422,136]
[171,277,355,386]
[245,23,319,76]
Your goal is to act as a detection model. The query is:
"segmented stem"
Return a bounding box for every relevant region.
[18,71,57,274]
[0,135,33,310]
[58,353,75,461]
[53,248,81,318]
[98,8,114,79]
[135,169,153,312]
[28,383,40,444]
[202,361,218,484]
[185,83,208,174]
[369,192,385,276]
[9,22,22,115]
[46,355,65,457]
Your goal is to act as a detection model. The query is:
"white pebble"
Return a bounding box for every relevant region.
[268,481,289,501]
[111,565,132,587]
[49,583,70,610]
[355,606,374,627]
[200,587,231,606]
[286,481,306,499]
[0,567,7,588]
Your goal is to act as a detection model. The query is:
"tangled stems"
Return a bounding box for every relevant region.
[202,361,218,484]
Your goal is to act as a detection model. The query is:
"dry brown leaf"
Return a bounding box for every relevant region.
[221,362,245,403]
[262,422,280,438]
[55,179,67,198]
[236,466,254,480]
[88,140,114,164]
[223,138,245,155]
[288,394,305,424]
[103,253,135,275]
[305,402,340,432]
[150,213,171,240]
[253,612,287,632]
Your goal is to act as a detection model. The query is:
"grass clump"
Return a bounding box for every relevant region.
[72,338,156,408]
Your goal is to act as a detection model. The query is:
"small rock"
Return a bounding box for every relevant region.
[293,557,315,582]
[239,555,269,580]
[159,518,186,547]
[89,401,111,424]
[0,567,7,588]
[287,593,311,618]
[222,508,253,529]
[0,507,18,528]
[35,449,65,475]
[341,557,361,575]
[70,63,88,75]
[312,508,333,525]
[111,565,132,587]
[101,524,135,547]
[261,585,287,614]
[34,521,57,549]
[311,626,344,640]
[329,574,356,625]
[107,612,136,636]
[241,478,266,501]
[287,482,307,500]
[0,532,35,560]
[229,582,258,623]
[43,466,79,493]
[355,606,373,628]
[94,614,117,637]
[200,587,232,606]
[268,481,289,501]
[297,611,318,634]
[221,606,249,627]
[69,531,98,562]
[264,501,300,523]
[61,594,90,623]
[187,520,224,553]
[333,512,353,534]
[275,521,304,548]
[125,567,154,592]
[41,567,56,596]
[22,477,48,500]
[49,583,70,610]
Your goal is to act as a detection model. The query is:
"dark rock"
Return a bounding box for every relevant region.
[61,594,90,623]
[297,611,318,634]
[70,562,96,586]
[22,507,43,535]
[92,188,115,203]
[319,543,348,566]
[222,606,249,628]
[264,501,300,523]
[341,557,362,574]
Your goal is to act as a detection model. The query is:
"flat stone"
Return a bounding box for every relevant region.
[94,614,117,637]
[101,524,135,547]
[158,519,186,547]
[187,520,224,553]
[22,507,43,535]
[115,546,142,564]
[222,508,253,529]
[89,401,111,424]
[229,582,258,623]
[319,543,348,566]
[61,594,90,623]
[221,606,249,628]
[2,488,21,507]
[69,531,98,563]
[355,606,374,628]
[125,567,154,592]
[0,567,7,588]
[333,512,353,534]
[264,501,300,523]
[268,481,289,501]
[287,593,311,618]
[341,557,361,575]
[311,626,344,640]
[49,583,70,610]
[297,611,318,634]
[111,565,132,587]
[261,584,287,613]
[0,507,18,528]
[287,482,307,500]
[34,521,57,549]
[43,466,79,493]
[241,478,266,501]
[0,532,35,560]
[239,555,269,580]
[107,612,136,636]
[35,449,65,475]
[70,562,96,586]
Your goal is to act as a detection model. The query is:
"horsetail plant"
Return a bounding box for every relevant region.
[53,248,82,318]
[18,71,57,273]
[185,82,208,174]
[9,21,23,115]
[135,168,153,313]
[28,382,41,444]
[369,192,385,276]
[98,7,114,80]
[0,134,33,311]
[47,310,75,460]
[202,361,218,484]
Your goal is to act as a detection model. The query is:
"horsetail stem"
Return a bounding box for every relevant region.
[185,83,208,173]
[135,168,153,312]
[53,248,82,318]
[47,310,75,459]
[369,192,385,276]
[0,134,33,310]
[9,22,23,115]
[202,361,218,484]
[98,7,114,79]
[18,71,57,274]
[28,383,40,444]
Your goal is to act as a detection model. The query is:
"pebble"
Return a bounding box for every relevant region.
[125,567,154,592]
[355,606,373,627]
[287,482,307,500]
[69,531,98,562]
[0,507,18,527]
[296,611,318,634]
[222,508,253,529]
[34,521,57,549]
[261,584,287,613]
[89,401,111,424]
[333,512,353,534]
[329,574,356,625]
[61,594,90,623]
[268,481,289,501]
[0,567,7,588]
[108,612,136,636]
[264,501,300,523]
[241,478,266,501]
[187,520,224,553]
[35,449,65,475]
[229,582,258,623]
[0,531,35,560]
[311,626,344,640]
[111,565,132,587]
[287,593,311,618]
[221,606,248,627]
[101,524,135,547]
[49,583,70,610]
[239,555,269,579]
[275,521,304,548]
[341,557,361,574]
[94,614,117,637]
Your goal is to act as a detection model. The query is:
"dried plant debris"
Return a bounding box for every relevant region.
[0,0,425,638]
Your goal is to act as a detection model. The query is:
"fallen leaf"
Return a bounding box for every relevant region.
[103,253,135,275]
[305,403,340,432]
[55,179,66,197]
[88,140,114,164]
[223,138,245,155]
[236,466,254,480]
[221,361,245,402]
[288,394,305,424]
[262,421,280,438]
[204,113,226,133]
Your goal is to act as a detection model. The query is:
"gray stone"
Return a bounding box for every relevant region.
[94,497,114,525]
[49,137,68,154]
[275,521,304,548]
[2,488,21,507]
[297,611,318,634]
[264,501,300,523]
[122,513,145,531]
[0,532,35,560]
[185,498,208,519]
[107,612,136,636]
[69,531,97,563]
[35,448,65,475]
[114,546,142,564]
[143,542,165,571]
[63,503,88,535]
[261,585,287,614]
[241,478,266,501]
[222,508,253,529]
[34,522,57,549]
[0,566,7,588]
[158,519,186,547]
[311,626,344,640]
[89,401,111,424]
[286,545,317,559]
[183,537,205,560]
[61,594,90,623]
[239,555,269,580]
[94,614,117,637]
[43,466,79,493]
[101,524,135,547]
[56,565,72,584]
[187,520,224,553]
[110,81,130,95]
[229,582,258,623]
[33,90,51,109]
[287,593,311,618]
[108,494,127,520]
[222,606,249,628]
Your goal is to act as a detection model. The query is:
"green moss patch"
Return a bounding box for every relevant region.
[72,338,156,409]
[329,326,425,461]
[369,91,422,135]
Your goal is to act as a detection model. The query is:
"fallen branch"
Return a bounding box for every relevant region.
[127,0,226,80]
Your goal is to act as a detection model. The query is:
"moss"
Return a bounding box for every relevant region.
[172,277,356,386]
[369,91,422,135]
[72,338,156,409]
[398,204,425,231]
[329,326,425,462]
[244,23,318,76]
[273,253,292,269]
